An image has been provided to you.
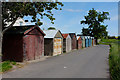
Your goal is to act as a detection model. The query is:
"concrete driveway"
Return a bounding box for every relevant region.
[3,45,110,78]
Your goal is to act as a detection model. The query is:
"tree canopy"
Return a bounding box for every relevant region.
[81,8,110,39]
[2,1,63,34]
[48,27,56,30]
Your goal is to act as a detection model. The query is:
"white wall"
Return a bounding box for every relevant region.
[66,35,72,52]
[5,17,31,27]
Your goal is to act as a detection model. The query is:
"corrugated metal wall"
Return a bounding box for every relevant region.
[63,39,66,53]
[91,38,92,47]
[55,31,63,53]
[2,27,45,62]
[92,39,94,46]
[77,37,82,49]
[44,30,63,56]
[72,35,77,50]
[85,37,89,47]
[69,33,77,50]
[66,36,72,52]
[82,37,85,48]
[23,29,44,61]
[88,38,90,47]
[53,38,62,56]
[88,38,91,47]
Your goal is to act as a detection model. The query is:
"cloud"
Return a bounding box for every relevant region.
[64,9,84,12]
[96,9,100,12]
[111,15,118,21]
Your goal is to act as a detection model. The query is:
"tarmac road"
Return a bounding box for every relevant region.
[3,45,110,78]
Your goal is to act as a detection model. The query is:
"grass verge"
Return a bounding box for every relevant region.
[0,61,17,73]
[100,39,120,80]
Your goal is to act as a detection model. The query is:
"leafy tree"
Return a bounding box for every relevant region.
[48,27,56,30]
[118,36,120,40]
[82,27,89,36]
[81,8,110,44]
[0,1,63,55]
[2,1,63,33]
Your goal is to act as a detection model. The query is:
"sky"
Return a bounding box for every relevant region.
[24,2,118,36]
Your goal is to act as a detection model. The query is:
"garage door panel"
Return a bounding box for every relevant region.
[53,38,62,56]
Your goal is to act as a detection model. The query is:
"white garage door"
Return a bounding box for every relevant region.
[53,38,62,56]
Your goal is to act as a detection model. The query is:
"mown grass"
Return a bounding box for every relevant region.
[99,39,119,45]
[100,39,120,80]
[0,61,17,72]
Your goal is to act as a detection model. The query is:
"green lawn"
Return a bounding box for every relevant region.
[100,39,120,80]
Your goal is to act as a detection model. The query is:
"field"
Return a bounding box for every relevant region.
[100,39,120,80]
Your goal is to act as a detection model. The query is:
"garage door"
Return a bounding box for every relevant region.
[53,38,62,56]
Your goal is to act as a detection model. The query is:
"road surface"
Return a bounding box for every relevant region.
[3,45,110,78]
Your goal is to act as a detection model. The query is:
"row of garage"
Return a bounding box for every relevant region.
[2,25,96,62]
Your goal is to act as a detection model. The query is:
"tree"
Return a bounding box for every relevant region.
[0,1,63,55]
[82,27,90,36]
[2,2,63,33]
[48,27,56,30]
[81,8,110,44]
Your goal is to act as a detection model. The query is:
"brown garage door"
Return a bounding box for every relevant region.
[53,38,62,56]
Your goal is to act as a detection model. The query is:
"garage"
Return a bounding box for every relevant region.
[62,34,72,53]
[2,25,45,62]
[44,30,63,56]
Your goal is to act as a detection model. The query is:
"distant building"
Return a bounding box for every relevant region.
[69,33,77,50]
[5,17,31,27]
[62,34,72,53]
[81,36,85,48]
[77,36,82,49]
[85,36,89,48]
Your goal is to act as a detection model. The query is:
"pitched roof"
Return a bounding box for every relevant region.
[4,25,45,35]
[80,36,84,39]
[84,36,91,39]
[43,30,59,38]
[69,33,76,39]
[5,17,26,27]
[62,34,69,39]
[77,36,79,40]
[91,37,94,39]
[77,36,83,40]
[84,36,88,39]
[86,36,90,39]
